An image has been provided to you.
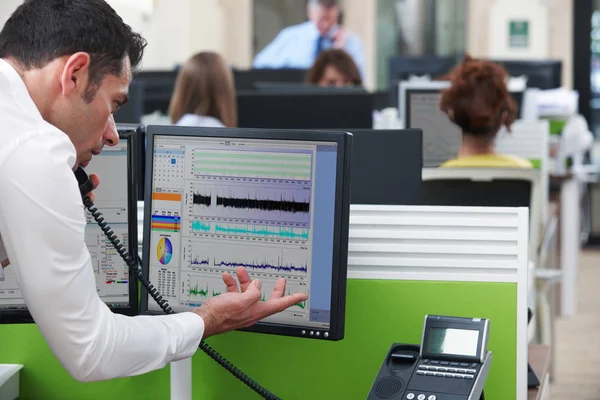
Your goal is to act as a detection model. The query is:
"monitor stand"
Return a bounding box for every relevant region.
[171,358,192,400]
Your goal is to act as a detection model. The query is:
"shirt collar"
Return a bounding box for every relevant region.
[0,58,44,120]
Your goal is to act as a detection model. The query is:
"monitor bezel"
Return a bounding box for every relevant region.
[0,130,140,324]
[399,80,451,130]
[140,125,352,341]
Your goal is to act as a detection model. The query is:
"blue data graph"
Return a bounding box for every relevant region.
[190,220,309,241]
[214,258,308,273]
[185,241,310,277]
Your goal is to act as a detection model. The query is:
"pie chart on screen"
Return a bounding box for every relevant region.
[157,237,173,265]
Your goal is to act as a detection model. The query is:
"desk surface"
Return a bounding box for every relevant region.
[527,344,551,400]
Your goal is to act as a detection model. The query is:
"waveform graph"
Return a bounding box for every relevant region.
[192,149,313,181]
[181,273,228,306]
[187,182,312,225]
[187,241,311,277]
[214,223,309,241]
[256,279,310,314]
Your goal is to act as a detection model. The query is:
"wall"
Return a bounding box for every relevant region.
[106,0,252,70]
[467,0,574,89]
[343,0,377,90]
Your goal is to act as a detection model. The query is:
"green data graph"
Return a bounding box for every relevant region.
[193,150,312,180]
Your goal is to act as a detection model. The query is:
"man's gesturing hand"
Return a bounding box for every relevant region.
[194,267,308,339]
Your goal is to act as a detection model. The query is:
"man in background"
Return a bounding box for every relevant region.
[253,0,365,78]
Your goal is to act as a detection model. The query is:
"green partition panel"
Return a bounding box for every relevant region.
[0,279,517,400]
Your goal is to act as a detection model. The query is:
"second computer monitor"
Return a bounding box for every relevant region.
[400,81,461,167]
[349,129,422,205]
[237,92,373,130]
[141,126,352,340]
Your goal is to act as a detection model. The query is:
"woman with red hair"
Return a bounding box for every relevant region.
[439,55,532,168]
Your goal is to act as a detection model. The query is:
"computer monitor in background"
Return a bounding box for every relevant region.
[114,79,144,124]
[388,55,457,82]
[140,126,352,340]
[133,70,179,115]
[400,81,461,167]
[0,131,140,323]
[492,60,562,90]
[232,68,308,91]
[237,92,373,130]
[349,129,422,205]
[252,82,366,94]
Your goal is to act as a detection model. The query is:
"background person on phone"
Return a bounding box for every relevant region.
[252,0,365,78]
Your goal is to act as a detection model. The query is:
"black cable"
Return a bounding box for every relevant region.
[84,197,281,400]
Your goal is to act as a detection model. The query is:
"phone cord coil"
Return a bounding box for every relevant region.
[84,197,281,400]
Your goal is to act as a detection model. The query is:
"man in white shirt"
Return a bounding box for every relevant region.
[0,0,307,383]
[253,0,365,78]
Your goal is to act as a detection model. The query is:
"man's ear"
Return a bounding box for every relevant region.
[60,52,91,97]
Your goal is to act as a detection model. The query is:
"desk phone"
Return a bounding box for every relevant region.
[367,315,491,400]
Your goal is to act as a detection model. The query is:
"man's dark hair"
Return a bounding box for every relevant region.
[0,0,147,102]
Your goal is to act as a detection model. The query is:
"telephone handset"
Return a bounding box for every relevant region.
[75,166,94,198]
[74,167,279,399]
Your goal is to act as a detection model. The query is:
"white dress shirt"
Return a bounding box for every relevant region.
[0,59,204,382]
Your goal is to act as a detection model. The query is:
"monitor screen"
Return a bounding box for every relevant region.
[426,327,480,357]
[405,88,461,167]
[141,126,352,340]
[0,133,139,321]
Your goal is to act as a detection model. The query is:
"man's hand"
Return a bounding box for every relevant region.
[86,173,101,203]
[331,27,347,49]
[194,267,308,339]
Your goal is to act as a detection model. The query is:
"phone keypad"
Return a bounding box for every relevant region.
[417,364,477,380]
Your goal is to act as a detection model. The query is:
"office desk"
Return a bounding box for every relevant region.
[550,173,579,317]
[527,344,551,400]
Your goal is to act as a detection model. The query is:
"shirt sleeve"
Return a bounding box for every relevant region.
[0,132,204,382]
[252,29,291,68]
[344,34,366,79]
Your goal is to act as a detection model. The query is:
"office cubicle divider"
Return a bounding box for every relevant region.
[0,205,528,400]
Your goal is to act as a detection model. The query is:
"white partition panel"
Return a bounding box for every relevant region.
[347,205,529,400]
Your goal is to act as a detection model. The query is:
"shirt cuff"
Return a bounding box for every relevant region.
[169,312,205,360]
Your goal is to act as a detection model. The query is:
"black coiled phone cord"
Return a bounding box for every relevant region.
[83,197,281,400]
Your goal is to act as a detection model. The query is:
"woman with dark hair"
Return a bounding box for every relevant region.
[306,48,362,87]
[439,54,532,168]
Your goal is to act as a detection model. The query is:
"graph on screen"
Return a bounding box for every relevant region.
[187,181,311,224]
[191,149,312,181]
[149,138,321,327]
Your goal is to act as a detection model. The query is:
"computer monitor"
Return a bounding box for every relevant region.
[134,70,179,115]
[0,131,140,323]
[237,92,373,130]
[492,60,562,90]
[389,55,457,83]
[232,68,308,91]
[140,126,352,340]
[400,81,461,167]
[348,129,422,205]
[114,79,145,124]
[252,82,366,94]
[117,124,146,201]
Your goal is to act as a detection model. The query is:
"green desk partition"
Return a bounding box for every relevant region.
[0,279,517,400]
